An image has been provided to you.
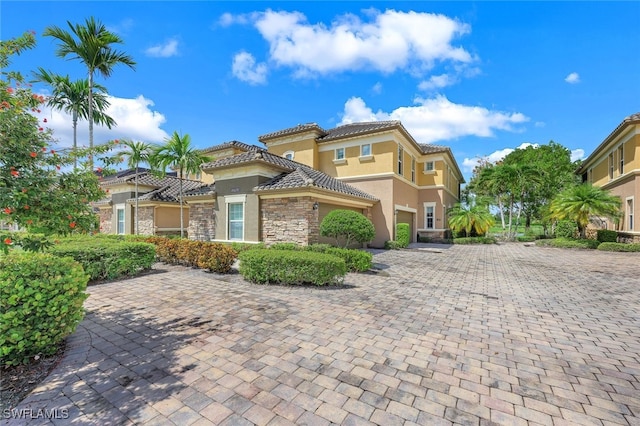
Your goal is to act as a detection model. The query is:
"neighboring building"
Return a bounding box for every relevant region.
[96,122,465,247]
[95,168,210,236]
[577,112,640,242]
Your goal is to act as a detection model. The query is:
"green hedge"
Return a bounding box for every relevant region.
[596,230,618,243]
[384,240,403,250]
[269,242,300,251]
[597,242,640,252]
[534,238,600,249]
[145,237,237,273]
[48,239,156,281]
[1,252,89,366]
[453,236,497,245]
[396,223,410,248]
[239,249,346,285]
[325,247,372,272]
[555,220,577,239]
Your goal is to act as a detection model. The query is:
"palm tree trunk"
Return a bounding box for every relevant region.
[179,177,184,238]
[134,164,139,235]
[88,71,94,170]
[72,111,78,171]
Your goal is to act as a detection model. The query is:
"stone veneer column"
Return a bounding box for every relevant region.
[136,206,155,235]
[98,209,112,234]
[188,202,216,241]
[261,197,318,246]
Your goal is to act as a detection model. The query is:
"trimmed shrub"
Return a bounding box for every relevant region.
[1,252,89,366]
[417,235,431,243]
[195,243,238,273]
[303,243,332,253]
[596,230,618,243]
[48,239,156,281]
[269,242,301,251]
[239,249,346,285]
[597,242,640,252]
[143,237,238,273]
[230,242,265,253]
[384,240,403,250]
[320,210,375,248]
[517,235,536,242]
[534,238,600,249]
[555,220,577,239]
[325,248,373,272]
[453,236,497,245]
[396,223,410,248]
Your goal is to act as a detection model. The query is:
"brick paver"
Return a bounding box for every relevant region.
[5,244,640,425]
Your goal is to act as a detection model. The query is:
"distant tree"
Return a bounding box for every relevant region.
[549,184,621,239]
[448,200,495,237]
[151,132,209,238]
[33,68,115,169]
[44,17,135,168]
[118,140,154,234]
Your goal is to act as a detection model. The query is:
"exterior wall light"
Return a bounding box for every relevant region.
[312,201,319,210]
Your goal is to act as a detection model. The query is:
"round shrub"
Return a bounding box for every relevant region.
[320,210,375,248]
[1,252,89,366]
[396,223,410,248]
[239,249,346,285]
[555,220,577,239]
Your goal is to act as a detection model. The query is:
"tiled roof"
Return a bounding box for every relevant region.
[258,123,325,142]
[200,141,259,154]
[184,184,216,198]
[418,144,449,154]
[134,177,209,203]
[201,148,292,170]
[317,121,401,142]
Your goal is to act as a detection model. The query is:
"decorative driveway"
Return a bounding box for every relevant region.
[6,244,640,425]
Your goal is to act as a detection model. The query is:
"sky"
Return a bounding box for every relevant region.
[2,1,639,181]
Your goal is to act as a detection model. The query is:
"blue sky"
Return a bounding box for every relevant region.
[3,1,639,181]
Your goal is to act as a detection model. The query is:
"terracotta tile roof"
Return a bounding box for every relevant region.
[418,144,449,154]
[135,177,209,203]
[258,123,325,142]
[201,148,291,170]
[200,141,259,154]
[184,184,216,198]
[317,121,401,142]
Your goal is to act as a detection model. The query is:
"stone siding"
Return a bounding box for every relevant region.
[617,232,640,243]
[188,202,216,241]
[98,209,112,234]
[136,206,155,235]
[261,197,319,246]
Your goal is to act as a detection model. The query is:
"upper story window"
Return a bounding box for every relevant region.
[424,161,434,172]
[609,152,614,180]
[627,198,634,231]
[361,144,371,157]
[398,146,404,176]
[284,150,295,160]
[335,148,345,160]
[411,157,416,183]
[618,146,624,174]
[588,168,593,184]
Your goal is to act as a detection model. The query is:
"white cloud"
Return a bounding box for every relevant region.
[565,72,580,84]
[418,73,457,91]
[36,95,169,148]
[462,143,538,172]
[340,95,529,144]
[571,148,585,162]
[218,12,250,27]
[232,51,268,85]
[229,8,473,80]
[145,39,179,58]
[371,82,383,94]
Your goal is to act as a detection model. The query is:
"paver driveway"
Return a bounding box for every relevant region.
[6,244,640,425]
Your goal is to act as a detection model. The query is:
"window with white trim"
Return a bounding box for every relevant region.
[228,202,244,240]
[424,161,434,172]
[411,157,416,183]
[116,207,125,235]
[424,203,435,229]
[398,145,403,176]
[627,198,634,231]
[284,150,294,160]
[609,152,614,180]
[618,146,624,174]
[361,144,371,157]
[335,148,345,160]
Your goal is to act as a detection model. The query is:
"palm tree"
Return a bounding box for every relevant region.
[151,132,210,238]
[549,184,621,239]
[448,201,495,237]
[33,68,115,169]
[44,17,135,168]
[119,140,153,234]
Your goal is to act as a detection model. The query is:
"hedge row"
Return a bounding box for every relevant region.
[142,237,237,273]
[597,242,640,252]
[534,238,600,249]
[239,249,346,285]
[1,252,88,366]
[264,242,372,272]
[453,236,497,245]
[48,239,156,281]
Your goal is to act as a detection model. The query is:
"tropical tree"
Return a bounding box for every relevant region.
[118,140,154,234]
[548,184,621,239]
[33,68,115,169]
[151,132,209,238]
[44,16,135,168]
[448,200,495,237]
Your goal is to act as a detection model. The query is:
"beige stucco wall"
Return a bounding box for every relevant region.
[318,141,396,178]
[345,177,394,247]
[607,174,639,233]
[267,138,318,169]
[155,206,188,229]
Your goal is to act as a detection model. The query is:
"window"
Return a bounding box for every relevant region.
[284,150,295,160]
[588,168,593,184]
[424,161,434,172]
[411,157,416,183]
[398,145,404,176]
[228,202,244,240]
[116,207,125,235]
[424,203,435,229]
[628,198,634,231]
[361,144,371,157]
[619,146,624,174]
[609,153,614,179]
[335,148,345,160]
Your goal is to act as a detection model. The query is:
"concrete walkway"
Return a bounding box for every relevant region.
[5,244,640,425]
